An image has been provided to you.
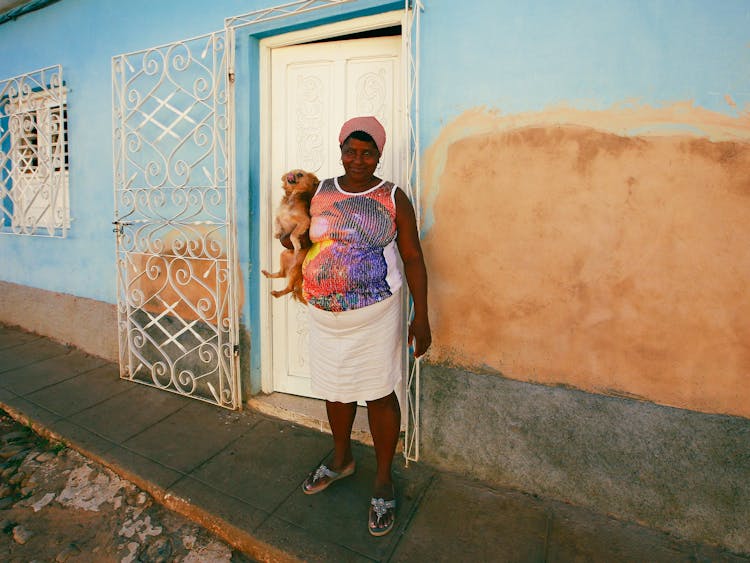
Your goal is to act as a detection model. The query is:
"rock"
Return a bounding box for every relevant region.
[122,541,139,563]
[8,471,25,485]
[55,543,81,562]
[182,540,233,562]
[1,465,17,479]
[12,524,33,544]
[31,492,56,512]
[24,448,42,459]
[0,518,15,532]
[125,490,142,506]
[0,497,16,509]
[0,444,30,459]
[35,451,56,463]
[140,536,173,562]
[1,431,31,443]
[182,534,197,550]
[8,450,32,463]
[136,492,149,505]
[0,484,13,498]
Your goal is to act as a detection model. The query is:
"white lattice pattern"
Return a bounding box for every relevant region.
[0,65,69,237]
[112,32,239,409]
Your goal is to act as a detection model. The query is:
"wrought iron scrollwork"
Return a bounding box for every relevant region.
[113,32,238,409]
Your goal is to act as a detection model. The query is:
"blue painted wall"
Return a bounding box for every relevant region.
[420,0,750,147]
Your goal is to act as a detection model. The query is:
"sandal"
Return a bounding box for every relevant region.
[302,461,355,495]
[368,494,397,537]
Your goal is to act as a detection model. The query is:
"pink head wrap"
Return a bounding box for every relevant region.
[338,116,386,154]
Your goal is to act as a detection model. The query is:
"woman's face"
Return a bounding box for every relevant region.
[341,137,380,183]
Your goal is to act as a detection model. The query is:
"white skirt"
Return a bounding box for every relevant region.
[308,290,403,403]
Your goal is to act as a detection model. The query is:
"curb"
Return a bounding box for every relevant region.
[0,401,300,563]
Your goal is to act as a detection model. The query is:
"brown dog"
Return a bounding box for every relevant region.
[261,169,319,303]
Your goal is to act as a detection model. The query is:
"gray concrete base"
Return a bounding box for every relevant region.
[0,281,118,361]
[419,363,750,553]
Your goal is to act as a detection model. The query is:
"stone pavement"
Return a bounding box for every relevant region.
[0,323,747,563]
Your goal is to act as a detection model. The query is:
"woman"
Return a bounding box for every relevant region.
[299,116,431,537]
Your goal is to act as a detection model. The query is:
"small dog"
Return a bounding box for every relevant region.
[261,169,319,303]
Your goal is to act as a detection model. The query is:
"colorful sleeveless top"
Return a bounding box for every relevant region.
[302,177,403,312]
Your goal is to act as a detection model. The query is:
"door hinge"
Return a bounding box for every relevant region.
[233,344,240,356]
[228,71,235,83]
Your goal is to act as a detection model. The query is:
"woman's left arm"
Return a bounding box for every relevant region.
[394,188,432,358]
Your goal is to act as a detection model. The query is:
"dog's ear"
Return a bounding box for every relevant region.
[309,175,320,192]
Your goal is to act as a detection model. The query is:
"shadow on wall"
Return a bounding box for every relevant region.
[422,105,750,418]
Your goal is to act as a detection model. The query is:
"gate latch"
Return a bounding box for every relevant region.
[112,220,132,235]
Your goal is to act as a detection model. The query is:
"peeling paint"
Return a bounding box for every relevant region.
[422,102,750,232]
[422,105,750,417]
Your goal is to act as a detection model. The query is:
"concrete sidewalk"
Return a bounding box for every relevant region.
[0,323,746,563]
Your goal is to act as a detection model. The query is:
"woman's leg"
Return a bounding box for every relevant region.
[326,400,357,470]
[366,391,401,498]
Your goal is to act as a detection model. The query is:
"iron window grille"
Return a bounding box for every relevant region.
[0,65,70,237]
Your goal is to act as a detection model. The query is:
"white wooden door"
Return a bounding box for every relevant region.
[268,35,402,397]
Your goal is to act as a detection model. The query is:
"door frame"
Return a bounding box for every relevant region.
[258,9,407,395]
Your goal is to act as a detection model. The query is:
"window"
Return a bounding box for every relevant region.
[0,65,70,236]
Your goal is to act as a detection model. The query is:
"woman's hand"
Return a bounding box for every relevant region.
[408,317,432,358]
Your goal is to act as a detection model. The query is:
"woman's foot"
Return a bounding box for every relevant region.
[368,484,396,536]
[301,460,356,495]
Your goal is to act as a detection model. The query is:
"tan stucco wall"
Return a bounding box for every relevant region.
[422,104,750,418]
[126,225,243,325]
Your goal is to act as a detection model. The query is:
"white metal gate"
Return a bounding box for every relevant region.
[112,32,240,409]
